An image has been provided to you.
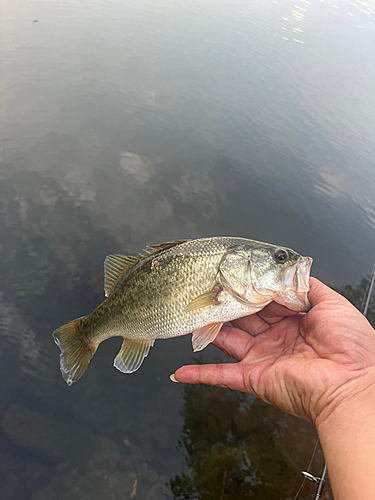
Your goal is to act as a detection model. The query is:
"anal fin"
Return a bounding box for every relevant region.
[114,338,155,374]
[192,322,223,352]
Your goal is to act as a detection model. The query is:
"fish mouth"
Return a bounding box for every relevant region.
[276,256,313,312]
[275,291,311,312]
[284,257,312,293]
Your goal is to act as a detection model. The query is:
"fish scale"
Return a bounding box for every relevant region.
[104,238,254,340]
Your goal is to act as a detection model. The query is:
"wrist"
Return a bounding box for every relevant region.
[314,372,375,500]
[316,370,375,436]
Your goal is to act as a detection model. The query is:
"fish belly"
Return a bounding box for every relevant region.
[102,289,269,342]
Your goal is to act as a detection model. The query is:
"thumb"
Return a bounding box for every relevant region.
[308,277,347,307]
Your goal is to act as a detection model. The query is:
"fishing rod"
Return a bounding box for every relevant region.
[296,258,375,500]
[363,260,375,317]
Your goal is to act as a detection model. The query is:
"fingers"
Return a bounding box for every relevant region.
[252,278,346,324]
[173,362,246,392]
[257,302,301,324]
[212,324,258,361]
[213,315,301,361]
[230,314,269,336]
[308,277,348,307]
[230,302,300,337]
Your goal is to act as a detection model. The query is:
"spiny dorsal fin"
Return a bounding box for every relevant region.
[104,240,188,297]
[140,240,188,258]
[104,254,139,297]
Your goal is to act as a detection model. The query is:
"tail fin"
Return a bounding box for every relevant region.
[52,317,97,386]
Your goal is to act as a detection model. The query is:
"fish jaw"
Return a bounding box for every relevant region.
[274,289,311,312]
[274,257,313,312]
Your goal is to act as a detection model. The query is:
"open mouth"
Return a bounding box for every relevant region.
[283,257,312,291]
[294,257,312,292]
[249,254,313,312]
[276,256,313,312]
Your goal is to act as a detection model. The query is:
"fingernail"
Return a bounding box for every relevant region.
[170,373,179,383]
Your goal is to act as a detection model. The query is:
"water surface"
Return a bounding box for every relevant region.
[1,0,374,498]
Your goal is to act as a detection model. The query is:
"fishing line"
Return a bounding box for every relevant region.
[293,257,375,500]
[292,438,319,500]
[363,260,375,317]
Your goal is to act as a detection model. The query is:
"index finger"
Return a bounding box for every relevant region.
[173,362,246,392]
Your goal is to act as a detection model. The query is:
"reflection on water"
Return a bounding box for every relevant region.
[1,0,375,498]
[335,276,375,328]
[170,276,375,500]
[170,385,328,500]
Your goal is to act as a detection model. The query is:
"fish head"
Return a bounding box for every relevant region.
[249,245,313,312]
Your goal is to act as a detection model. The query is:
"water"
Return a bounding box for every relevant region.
[0,0,374,498]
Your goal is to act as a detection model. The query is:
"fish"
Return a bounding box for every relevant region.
[52,237,313,385]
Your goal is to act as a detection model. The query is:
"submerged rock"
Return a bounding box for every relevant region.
[0,455,51,500]
[89,437,120,470]
[107,471,137,495]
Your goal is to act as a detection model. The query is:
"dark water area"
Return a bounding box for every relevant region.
[0,0,374,498]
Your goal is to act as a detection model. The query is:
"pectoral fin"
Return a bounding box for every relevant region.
[192,322,223,352]
[185,284,223,312]
[114,338,155,373]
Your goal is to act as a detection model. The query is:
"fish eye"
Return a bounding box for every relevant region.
[274,249,288,264]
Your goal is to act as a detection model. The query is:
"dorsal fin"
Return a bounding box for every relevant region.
[104,254,139,297]
[139,240,187,258]
[104,240,187,297]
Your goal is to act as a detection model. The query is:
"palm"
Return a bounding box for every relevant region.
[175,278,375,423]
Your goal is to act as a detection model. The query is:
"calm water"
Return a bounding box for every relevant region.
[1,0,374,498]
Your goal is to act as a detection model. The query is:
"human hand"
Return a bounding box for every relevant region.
[173,278,375,426]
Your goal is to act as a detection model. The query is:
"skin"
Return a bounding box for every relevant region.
[173,278,375,500]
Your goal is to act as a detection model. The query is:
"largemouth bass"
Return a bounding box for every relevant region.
[53,237,313,385]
